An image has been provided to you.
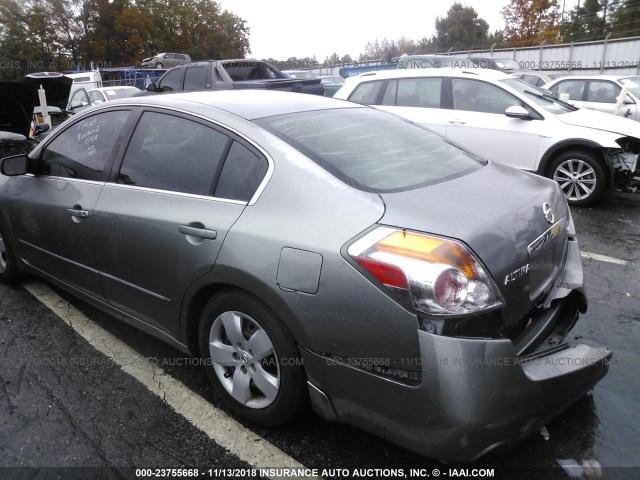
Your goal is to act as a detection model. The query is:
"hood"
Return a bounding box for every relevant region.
[17,72,73,109]
[0,81,38,138]
[557,107,640,138]
[379,162,569,322]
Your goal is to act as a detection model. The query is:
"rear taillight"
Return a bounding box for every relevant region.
[348,226,504,315]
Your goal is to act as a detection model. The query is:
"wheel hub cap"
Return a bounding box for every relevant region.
[208,310,280,409]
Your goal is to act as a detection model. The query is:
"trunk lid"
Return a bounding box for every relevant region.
[379,162,569,322]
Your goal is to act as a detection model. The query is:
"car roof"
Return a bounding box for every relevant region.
[348,67,514,82]
[88,86,139,93]
[470,56,513,61]
[110,89,361,120]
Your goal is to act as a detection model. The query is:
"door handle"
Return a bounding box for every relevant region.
[179,225,217,240]
[67,208,89,218]
[448,119,466,125]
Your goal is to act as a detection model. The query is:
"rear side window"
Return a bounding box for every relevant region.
[37,110,130,181]
[118,112,228,196]
[381,78,443,108]
[348,81,384,104]
[159,69,183,91]
[452,79,520,114]
[214,141,268,201]
[256,107,482,192]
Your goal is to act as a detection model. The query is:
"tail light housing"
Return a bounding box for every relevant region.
[347,226,504,316]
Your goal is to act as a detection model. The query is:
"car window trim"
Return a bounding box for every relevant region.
[102,104,274,206]
[101,182,248,205]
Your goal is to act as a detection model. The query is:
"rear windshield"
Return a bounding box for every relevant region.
[255,107,484,192]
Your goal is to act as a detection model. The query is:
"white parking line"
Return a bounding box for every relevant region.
[580,251,629,265]
[23,280,316,479]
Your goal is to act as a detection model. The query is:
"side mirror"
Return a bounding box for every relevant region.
[0,154,29,176]
[146,83,157,92]
[505,105,531,120]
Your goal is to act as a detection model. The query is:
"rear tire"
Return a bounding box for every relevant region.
[548,150,605,206]
[198,291,307,426]
[0,225,21,284]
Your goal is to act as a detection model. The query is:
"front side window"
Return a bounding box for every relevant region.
[158,68,183,91]
[37,110,130,181]
[68,89,90,109]
[452,79,520,114]
[587,81,621,103]
[88,91,105,103]
[117,112,228,196]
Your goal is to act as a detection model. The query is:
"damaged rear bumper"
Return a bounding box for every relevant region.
[303,236,611,462]
[304,332,611,462]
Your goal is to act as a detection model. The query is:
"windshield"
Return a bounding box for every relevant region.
[620,77,640,98]
[255,108,483,192]
[502,78,575,114]
[286,71,315,79]
[493,59,521,70]
[103,88,139,100]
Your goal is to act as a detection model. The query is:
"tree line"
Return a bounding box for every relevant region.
[0,0,249,80]
[309,0,640,68]
[2,0,640,77]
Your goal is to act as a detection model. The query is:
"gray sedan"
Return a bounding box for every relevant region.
[0,91,611,461]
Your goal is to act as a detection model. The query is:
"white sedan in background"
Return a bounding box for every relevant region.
[335,68,640,205]
[67,86,140,113]
[544,75,640,121]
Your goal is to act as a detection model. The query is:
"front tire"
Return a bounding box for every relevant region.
[0,225,21,284]
[549,150,605,206]
[155,62,164,69]
[198,291,307,426]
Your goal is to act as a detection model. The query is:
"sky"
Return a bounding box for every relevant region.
[215,0,511,60]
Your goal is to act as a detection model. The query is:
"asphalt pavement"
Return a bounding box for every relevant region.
[0,190,638,480]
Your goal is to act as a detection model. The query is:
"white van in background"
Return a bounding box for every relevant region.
[66,70,102,99]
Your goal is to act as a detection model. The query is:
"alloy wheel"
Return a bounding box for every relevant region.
[553,158,597,202]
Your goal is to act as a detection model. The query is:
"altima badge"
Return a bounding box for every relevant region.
[542,202,554,224]
[504,264,530,286]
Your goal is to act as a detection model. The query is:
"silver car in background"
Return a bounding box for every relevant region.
[0,91,611,461]
[141,52,191,69]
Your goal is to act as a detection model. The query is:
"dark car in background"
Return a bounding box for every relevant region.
[147,59,324,95]
[319,75,345,97]
[0,90,610,462]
